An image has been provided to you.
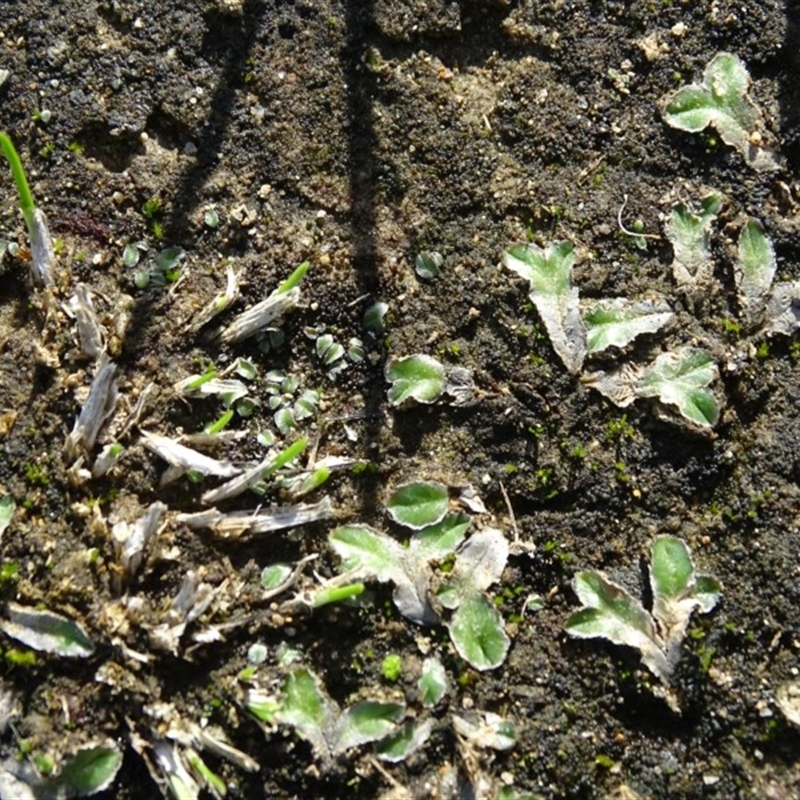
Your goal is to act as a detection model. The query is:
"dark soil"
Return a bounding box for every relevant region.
[1,1,800,798]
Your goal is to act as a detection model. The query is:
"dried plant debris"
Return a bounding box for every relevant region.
[146,570,228,655]
[661,52,779,172]
[776,681,800,728]
[140,430,240,486]
[134,706,258,798]
[216,261,308,345]
[64,355,119,460]
[565,535,721,711]
[68,283,105,359]
[111,501,167,587]
[177,496,334,538]
[451,711,517,799]
[186,263,240,332]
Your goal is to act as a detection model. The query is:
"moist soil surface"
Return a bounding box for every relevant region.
[1,1,800,798]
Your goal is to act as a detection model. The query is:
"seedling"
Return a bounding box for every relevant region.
[0,130,55,285]
[664,191,723,293]
[585,347,720,428]
[386,354,446,404]
[504,186,800,428]
[314,332,347,378]
[415,250,443,280]
[418,656,448,708]
[249,666,405,762]
[381,653,402,682]
[386,354,475,406]
[565,535,721,710]
[503,237,714,426]
[664,194,800,338]
[0,741,123,798]
[267,373,320,436]
[0,603,95,658]
[662,53,778,172]
[503,241,586,374]
[330,484,510,670]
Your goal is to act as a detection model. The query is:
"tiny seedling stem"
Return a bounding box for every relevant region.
[312,582,365,608]
[276,260,310,295]
[264,437,308,478]
[0,132,35,216]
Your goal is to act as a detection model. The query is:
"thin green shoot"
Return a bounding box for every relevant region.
[276,260,310,295]
[0,132,35,214]
[312,582,365,608]
[185,364,217,392]
[263,437,308,479]
[205,409,234,435]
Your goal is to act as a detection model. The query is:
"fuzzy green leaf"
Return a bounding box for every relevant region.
[650,535,694,600]
[385,355,446,405]
[410,512,471,560]
[665,194,723,288]
[437,528,508,610]
[277,668,333,748]
[329,525,405,583]
[636,348,719,428]
[55,743,123,795]
[387,481,449,530]
[650,536,721,664]
[693,575,723,613]
[503,241,587,374]
[583,299,674,353]
[447,593,510,671]
[377,718,434,763]
[332,701,405,754]
[567,571,656,645]
[662,53,777,171]
[418,656,448,708]
[737,219,776,317]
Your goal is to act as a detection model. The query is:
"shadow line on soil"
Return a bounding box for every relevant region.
[343,0,384,518]
[121,0,267,361]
